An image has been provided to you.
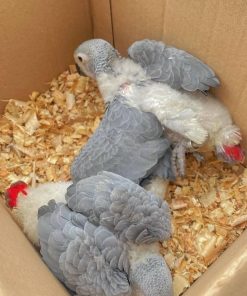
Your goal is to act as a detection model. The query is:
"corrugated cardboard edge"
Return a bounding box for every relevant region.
[0,200,69,296]
[111,0,167,55]
[90,0,113,44]
[184,229,247,296]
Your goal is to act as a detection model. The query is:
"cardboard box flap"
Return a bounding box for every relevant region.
[0,202,69,296]
[110,0,166,54]
[184,229,247,296]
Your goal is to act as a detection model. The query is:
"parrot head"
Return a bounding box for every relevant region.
[5,181,28,208]
[74,39,120,78]
[129,246,173,296]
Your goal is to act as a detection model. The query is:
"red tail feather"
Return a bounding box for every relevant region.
[5,181,28,208]
[223,145,245,163]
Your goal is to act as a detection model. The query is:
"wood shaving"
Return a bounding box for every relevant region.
[0,66,104,192]
[0,67,246,296]
[162,152,247,295]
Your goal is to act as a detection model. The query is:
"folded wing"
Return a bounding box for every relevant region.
[128,39,220,92]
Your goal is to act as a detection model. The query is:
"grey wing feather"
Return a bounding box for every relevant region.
[128,39,220,92]
[38,201,78,283]
[38,202,131,296]
[71,96,171,184]
[66,171,171,244]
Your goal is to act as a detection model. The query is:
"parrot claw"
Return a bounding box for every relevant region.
[200,90,208,96]
[192,152,205,162]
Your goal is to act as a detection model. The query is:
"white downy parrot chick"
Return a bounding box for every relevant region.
[74,39,244,176]
[5,181,71,246]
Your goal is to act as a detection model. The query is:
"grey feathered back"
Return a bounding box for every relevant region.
[128,39,220,92]
[38,201,131,296]
[66,171,171,244]
[71,96,172,184]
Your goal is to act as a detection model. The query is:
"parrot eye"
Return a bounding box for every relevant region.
[77,53,88,64]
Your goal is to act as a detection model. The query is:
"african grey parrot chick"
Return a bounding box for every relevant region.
[128,39,244,175]
[128,39,220,93]
[74,39,244,178]
[38,171,173,296]
[72,39,175,198]
[128,39,212,175]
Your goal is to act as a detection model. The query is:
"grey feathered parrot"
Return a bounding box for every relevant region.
[38,171,173,296]
[127,39,243,175]
[128,39,221,175]
[73,39,243,177]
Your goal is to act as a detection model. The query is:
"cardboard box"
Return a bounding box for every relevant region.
[0,1,246,295]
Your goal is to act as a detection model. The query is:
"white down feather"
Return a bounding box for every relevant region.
[13,181,71,246]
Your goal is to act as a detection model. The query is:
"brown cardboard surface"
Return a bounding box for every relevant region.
[0,0,92,114]
[0,201,69,296]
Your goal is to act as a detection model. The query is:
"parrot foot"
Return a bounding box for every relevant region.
[200,90,208,96]
[171,142,188,177]
[171,139,196,177]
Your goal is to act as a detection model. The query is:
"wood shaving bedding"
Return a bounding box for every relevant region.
[162,153,247,295]
[0,66,104,190]
[0,67,246,295]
